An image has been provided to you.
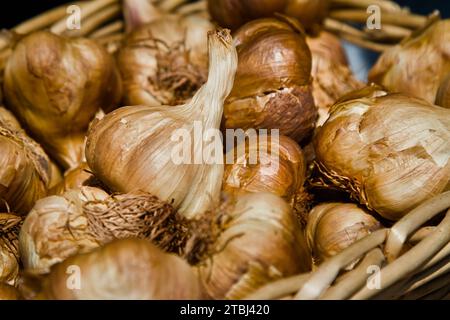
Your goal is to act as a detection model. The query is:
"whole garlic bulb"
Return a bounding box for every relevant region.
[87,30,238,219]
[197,192,312,299]
[0,214,22,286]
[118,11,213,106]
[208,0,330,30]
[3,31,122,169]
[306,203,381,264]
[224,17,317,142]
[0,114,51,215]
[223,134,307,209]
[39,239,203,300]
[20,186,180,274]
[315,87,450,220]
[369,19,450,105]
[306,31,363,126]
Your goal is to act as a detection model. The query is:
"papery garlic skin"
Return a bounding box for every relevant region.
[224,17,317,142]
[87,30,238,219]
[3,31,122,169]
[223,134,307,208]
[20,187,108,274]
[0,283,21,300]
[306,32,363,126]
[40,239,203,300]
[369,20,450,105]
[49,162,94,195]
[315,90,450,220]
[436,73,450,109]
[118,13,212,106]
[0,214,22,286]
[306,203,381,264]
[197,192,312,299]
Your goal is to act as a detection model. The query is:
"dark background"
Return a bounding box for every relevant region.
[1,0,448,80]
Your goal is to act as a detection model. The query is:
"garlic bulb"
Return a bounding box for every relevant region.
[20,186,181,274]
[49,162,94,195]
[3,31,122,169]
[197,192,312,299]
[208,0,330,30]
[39,239,203,300]
[87,30,238,219]
[0,283,21,300]
[0,214,22,286]
[118,12,212,106]
[224,17,317,142]
[369,19,450,105]
[223,134,308,209]
[306,31,363,126]
[436,73,450,109]
[0,115,51,215]
[306,203,381,264]
[315,87,450,220]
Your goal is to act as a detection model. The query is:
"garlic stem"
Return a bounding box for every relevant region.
[50,0,119,35]
[176,0,207,16]
[123,0,162,32]
[363,23,412,40]
[330,0,404,13]
[158,0,188,12]
[408,226,436,245]
[402,271,450,300]
[97,33,124,45]
[329,9,427,29]
[404,259,450,295]
[62,3,121,37]
[90,20,124,38]
[243,274,311,300]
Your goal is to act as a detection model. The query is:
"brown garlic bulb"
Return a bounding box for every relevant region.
[315,86,450,220]
[0,283,22,300]
[118,4,213,106]
[223,134,307,209]
[306,203,381,264]
[39,239,203,300]
[0,214,22,285]
[224,17,317,142]
[369,19,450,105]
[87,30,238,219]
[20,186,180,274]
[197,192,312,299]
[306,31,363,126]
[0,114,51,215]
[208,0,330,30]
[435,73,450,109]
[49,162,94,195]
[3,31,122,169]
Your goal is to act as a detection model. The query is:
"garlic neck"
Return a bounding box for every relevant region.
[123,0,162,32]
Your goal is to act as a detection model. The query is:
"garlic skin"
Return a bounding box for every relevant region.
[0,214,22,286]
[197,192,312,299]
[223,134,307,208]
[118,13,213,106]
[39,239,203,300]
[0,116,51,215]
[49,162,94,195]
[87,30,238,219]
[0,283,21,300]
[306,203,381,264]
[306,31,363,126]
[208,0,330,30]
[315,88,450,220]
[435,73,450,109]
[3,31,122,169]
[369,20,450,105]
[224,17,317,142]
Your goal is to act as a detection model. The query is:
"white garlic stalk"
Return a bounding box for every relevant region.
[86,29,238,219]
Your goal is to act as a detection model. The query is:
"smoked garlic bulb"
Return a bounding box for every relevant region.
[197,193,311,299]
[118,9,213,106]
[306,203,381,264]
[39,239,203,300]
[315,87,450,220]
[369,19,450,105]
[223,134,307,209]
[20,187,180,274]
[224,17,317,142]
[0,115,51,215]
[0,214,22,285]
[306,31,363,126]
[208,0,330,30]
[3,31,122,169]
[87,30,238,219]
